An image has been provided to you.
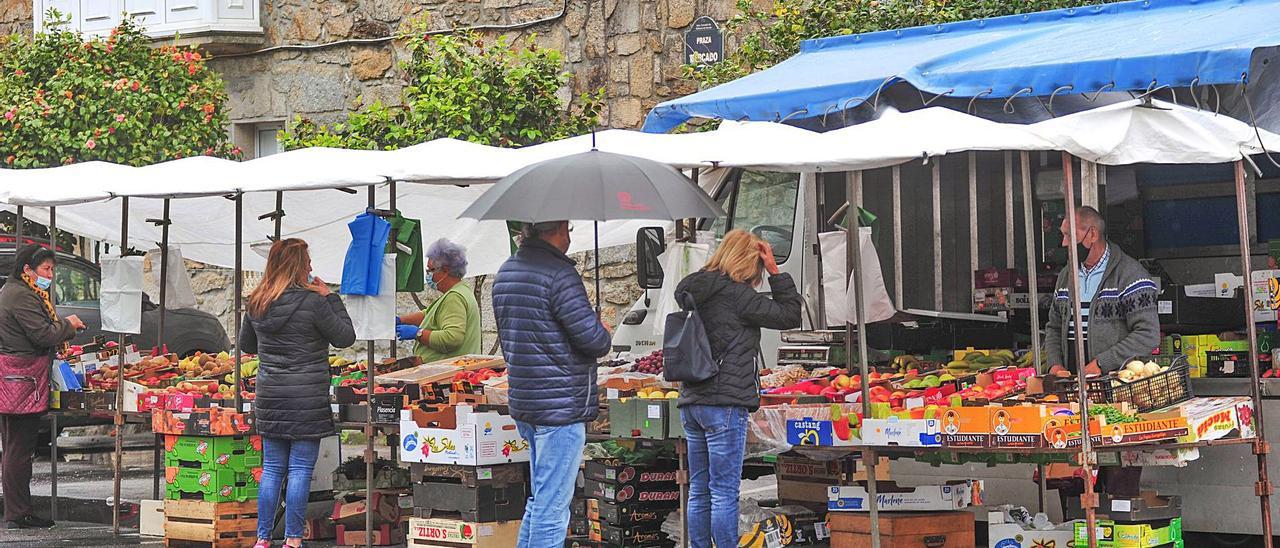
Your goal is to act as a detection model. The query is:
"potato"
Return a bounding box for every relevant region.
[1144,362,1162,376]
[1125,360,1146,373]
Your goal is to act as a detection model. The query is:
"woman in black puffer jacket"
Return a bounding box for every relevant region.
[239,239,355,548]
[674,229,802,548]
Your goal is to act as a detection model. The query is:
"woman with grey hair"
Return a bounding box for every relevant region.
[395,238,483,362]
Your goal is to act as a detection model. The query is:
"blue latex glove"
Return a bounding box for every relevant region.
[396,324,419,341]
[395,316,405,325]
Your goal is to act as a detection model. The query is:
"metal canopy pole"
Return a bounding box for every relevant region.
[14,205,22,244]
[233,195,243,411]
[1004,152,1015,268]
[112,197,129,536]
[389,181,398,361]
[1020,152,1048,515]
[1234,160,1275,545]
[848,171,880,548]
[969,152,979,292]
[366,184,378,545]
[48,206,58,521]
[1061,153,1098,546]
[151,199,172,501]
[892,166,903,309]
[932,162,943,310]
[274,191,284,241]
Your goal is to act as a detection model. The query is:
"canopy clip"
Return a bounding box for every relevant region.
[870,76,895,111]
[821,105,840,127]
[144,218,171,227]
[966,89,993,115]
[257,210,286,222]
[922,89,954,107]
[1003,88,1034,115]
[1188,78,1202,111]
[1045,85,1074,117]
[1083,82,1115,103]
[778,109,808,123]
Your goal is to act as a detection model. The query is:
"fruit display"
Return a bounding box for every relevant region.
[945,349,1017,375]
[451,368,506,384]
[177,351,240,379]
[633,350,664,375]
[955,378,1026,402]
[759,365,809,389]
[87,356,179,390]
[899,373,956,390]
[1088,404,1139,424]
[636,387,679,399]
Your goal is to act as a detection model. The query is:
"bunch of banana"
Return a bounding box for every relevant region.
[944,349,1016,374]
[890,354,921,373]
[1016,350,1046,368]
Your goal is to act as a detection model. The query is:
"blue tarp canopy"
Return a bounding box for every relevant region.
[643,0,1280,133]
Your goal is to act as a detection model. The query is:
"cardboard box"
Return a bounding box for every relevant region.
[151,408,254,436]
[163,434,262,471]
[591,522,668,546]
[1074,517,1183,548]
[607,398,679,440]
[139,499,164,537]
[412,479,527,522]
[1207,350,1254,378]
[583,459,678,488]
[331,492,400,528]
[337,523,405,546]
[739,515,789,548]
[861,417,941,447]
[585,498,671,528]
[829,510,974,548]
[941,407,992,448]
[991,406,1049,449]
[303,517,337,541]
[1177,396,1256,442]
[1098,411,1190,446]
[986,510,1077,548]
[828,481,977,512]
[407,517,521,547]
[582,478,681,508]
[399,404,531,465]
[164,466,260,502]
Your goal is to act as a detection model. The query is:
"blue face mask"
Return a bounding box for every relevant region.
[35,276,52,290]
[425,274,439,292]
[307,274,315,285]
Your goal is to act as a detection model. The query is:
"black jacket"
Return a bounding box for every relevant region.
[0,281,76,357]
[674,271,802,411]
[240,288,355,440]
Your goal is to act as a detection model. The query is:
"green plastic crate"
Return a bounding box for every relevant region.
[165,466,260,503]
[1074,517,1182,548]
[164,435,262,471]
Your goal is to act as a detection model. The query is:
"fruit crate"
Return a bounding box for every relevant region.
[163,499,257,548]
[164,435,262,471]
[1057,355,1193,413]
[165,466,261,503]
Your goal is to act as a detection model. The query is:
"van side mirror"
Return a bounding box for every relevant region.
[636,227,665,289]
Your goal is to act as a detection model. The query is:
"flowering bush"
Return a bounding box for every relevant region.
[280,25,603,150]
[0,11,239,168]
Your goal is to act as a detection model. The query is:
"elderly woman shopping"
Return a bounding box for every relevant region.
[396,238,483,362]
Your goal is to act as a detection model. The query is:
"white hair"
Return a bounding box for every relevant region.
[427,238,468,278]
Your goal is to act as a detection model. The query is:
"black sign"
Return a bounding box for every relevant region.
[684,16,723,66]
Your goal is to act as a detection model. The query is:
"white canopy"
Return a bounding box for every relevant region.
[2,99,1278,279]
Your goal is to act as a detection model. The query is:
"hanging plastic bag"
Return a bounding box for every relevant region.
[145,246,197,310]
[101,256,144,334]
[818,228,895,326]
[348,254,396,340]
[652,242,710,339]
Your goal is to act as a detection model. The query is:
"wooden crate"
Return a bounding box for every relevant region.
[829,511,974,548]
[163,499,258,548]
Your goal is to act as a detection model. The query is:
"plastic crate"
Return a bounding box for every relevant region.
[1060,356,1193,413]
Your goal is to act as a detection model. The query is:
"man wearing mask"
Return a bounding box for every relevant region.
[1045,206,1159,377]
[492,220,611,548]
[1044,206,1158,501]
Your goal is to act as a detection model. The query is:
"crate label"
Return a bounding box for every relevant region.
[1112,499,1132,512]
[647,404,662,419]
[1158,300,1173,314]
[814,522,829,540]
[477,467,493,481]
[606,388,619,399]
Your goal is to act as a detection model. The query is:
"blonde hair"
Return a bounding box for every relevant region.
[704,230,764,284]
[248,239,311,317]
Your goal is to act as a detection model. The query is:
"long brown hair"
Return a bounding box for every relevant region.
[247,238,311,317]
[704,229,764,285]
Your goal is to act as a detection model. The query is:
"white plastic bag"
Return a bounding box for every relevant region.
[348,254,395,340]
[819,228,895,326]
[145,246,197,310]
[100,256,144,334]
[652,242,710,339]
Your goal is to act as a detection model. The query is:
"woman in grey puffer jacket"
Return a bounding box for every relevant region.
[239,239,354,548]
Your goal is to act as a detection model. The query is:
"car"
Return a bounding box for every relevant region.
[0,242,231,357]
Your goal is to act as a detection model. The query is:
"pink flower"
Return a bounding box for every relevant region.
[13,69,24,76]
[115,114,125,122]
[85,138,96,150]
[3,109,14,121]
[108,126,116,134]
[130,80,139,91]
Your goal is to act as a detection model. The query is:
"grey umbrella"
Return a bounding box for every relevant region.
[459,149,726,310]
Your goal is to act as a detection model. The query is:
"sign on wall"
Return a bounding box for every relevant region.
[684,16,724,66]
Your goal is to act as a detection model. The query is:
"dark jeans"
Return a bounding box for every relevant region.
[681,405,749,548]
[0,413,41,521]
[257,437,321,540]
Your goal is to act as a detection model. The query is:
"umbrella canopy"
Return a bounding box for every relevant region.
[458,150,726,222]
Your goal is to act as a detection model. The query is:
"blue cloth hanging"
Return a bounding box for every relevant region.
[340,212,392,296]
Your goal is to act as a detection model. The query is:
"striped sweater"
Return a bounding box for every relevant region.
[1044,242,1160,373]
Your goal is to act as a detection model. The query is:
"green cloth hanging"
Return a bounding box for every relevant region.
[387,212,424,293]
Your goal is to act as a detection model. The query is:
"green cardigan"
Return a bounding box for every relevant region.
[412,283,483,363]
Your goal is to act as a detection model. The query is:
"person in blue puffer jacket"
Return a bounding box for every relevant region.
[493,220,611,548]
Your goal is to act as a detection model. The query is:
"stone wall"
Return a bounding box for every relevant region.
[212,0,744,131]
[0,0,32,38]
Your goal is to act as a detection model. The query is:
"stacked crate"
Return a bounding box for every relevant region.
[568,457,680,548]
[407,463,528,547]
[162,434,263,547]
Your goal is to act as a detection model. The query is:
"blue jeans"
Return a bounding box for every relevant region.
[681,405,748,548]
[257,437,321,540]
[514,421,585,548]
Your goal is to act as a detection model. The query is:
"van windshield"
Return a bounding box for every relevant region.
[706,170,799,263]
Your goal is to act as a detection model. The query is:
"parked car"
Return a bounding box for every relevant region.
[0,243,231,357]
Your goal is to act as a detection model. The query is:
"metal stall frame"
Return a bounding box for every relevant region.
[112,197,129,535]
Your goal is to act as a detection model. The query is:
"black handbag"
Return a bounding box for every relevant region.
[662,291,720,383]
